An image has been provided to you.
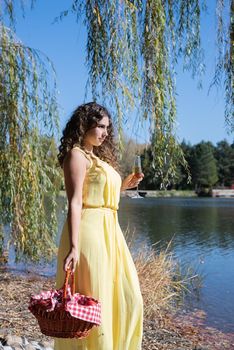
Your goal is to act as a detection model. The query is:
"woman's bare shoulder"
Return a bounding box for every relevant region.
[63,147,92,171]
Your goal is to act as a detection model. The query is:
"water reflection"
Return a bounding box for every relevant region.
[118,197,234,333]
[118,197,234,252]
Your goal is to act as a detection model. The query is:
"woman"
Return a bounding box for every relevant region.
[55,102,144,350]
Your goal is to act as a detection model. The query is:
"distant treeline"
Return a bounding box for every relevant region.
[40,136,234,193]
[138,140,234,191]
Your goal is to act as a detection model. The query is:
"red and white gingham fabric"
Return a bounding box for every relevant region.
[28,284,101,325]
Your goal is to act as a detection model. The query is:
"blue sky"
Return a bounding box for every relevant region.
[13,0,233,146]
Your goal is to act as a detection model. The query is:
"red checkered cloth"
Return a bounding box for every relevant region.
[28,284,101,325]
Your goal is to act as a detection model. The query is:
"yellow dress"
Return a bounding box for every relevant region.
[54,146,143,350]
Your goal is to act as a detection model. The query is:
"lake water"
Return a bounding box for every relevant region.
[4,196,234,333]
[118,197,234,333]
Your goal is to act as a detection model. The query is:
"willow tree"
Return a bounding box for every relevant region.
[0,7,60,262]
[0,0,233,262]
[58,0,233,186]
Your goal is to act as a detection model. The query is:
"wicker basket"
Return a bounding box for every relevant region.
[28,266,101,339]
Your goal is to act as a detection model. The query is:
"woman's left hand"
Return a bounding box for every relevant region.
[121,173,144,191]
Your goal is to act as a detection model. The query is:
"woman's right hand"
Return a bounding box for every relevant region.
[63,248,79,273]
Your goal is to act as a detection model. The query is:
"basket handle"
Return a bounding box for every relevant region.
[63,262,75,304]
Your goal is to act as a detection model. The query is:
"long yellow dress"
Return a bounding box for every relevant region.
[54,146,143,350]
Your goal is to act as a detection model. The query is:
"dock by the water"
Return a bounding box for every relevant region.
[212,189,234,198]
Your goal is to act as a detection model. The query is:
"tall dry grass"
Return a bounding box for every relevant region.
[125,228,199,321]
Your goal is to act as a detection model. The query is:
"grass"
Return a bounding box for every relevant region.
[125,228,200,321]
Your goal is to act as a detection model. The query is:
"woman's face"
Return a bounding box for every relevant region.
[84,116,110,147]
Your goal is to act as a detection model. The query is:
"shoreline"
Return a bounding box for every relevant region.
[59,189,197,198]
[60,189,234,198]
[121,189,197,197]
[0,268,234,349]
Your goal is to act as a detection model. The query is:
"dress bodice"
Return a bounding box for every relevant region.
[72,146,122,211]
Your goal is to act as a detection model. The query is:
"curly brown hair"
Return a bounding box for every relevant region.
[57,102,119,170]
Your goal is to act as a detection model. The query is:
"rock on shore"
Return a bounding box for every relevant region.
[0,333,54,350]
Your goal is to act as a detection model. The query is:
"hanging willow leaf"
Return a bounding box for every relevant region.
[0,0,36,30]
[0,25,60,262]
[57,0,232,187]
[209,0,234,132]
[2,1,232,186]
[226,0,234,132]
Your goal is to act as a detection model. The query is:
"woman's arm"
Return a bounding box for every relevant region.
[63,149,89,272]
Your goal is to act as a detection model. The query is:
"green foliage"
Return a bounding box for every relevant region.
[0,24,60,262]
[211,0,234,133]
[214,140,234,186]
[140,142,191,190]
[174,140,195,190]
[59,0,232,187]
[137,139,233,191]
[40,136,64,192]
[140,146,161,190]
[191,141,218,190]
